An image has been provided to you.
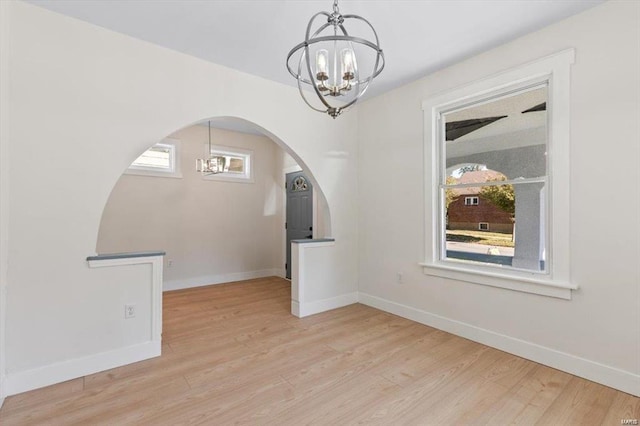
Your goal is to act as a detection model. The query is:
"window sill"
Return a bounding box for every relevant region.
[124,170,183,179]
[203,174,254,184]
[419,262,576,299]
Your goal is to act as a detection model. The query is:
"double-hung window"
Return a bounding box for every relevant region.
[421,50,576,299]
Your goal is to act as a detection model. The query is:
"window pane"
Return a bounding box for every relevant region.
[226,157,245,173]
[444,181,546,272]
[132,146,171,170]
[443,86,547,180]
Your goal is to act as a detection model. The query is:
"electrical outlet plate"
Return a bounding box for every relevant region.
[125,304,136,319]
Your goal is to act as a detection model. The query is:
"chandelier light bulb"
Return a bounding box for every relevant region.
[316,49,329,80]
[341,48,355,81]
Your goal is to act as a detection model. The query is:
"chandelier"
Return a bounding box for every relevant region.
[286,0,385,119]
[195,121,226,175]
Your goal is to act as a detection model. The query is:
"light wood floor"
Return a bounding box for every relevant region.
[1,277,638,425]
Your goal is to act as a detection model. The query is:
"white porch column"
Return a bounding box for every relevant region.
[512,183,544,270]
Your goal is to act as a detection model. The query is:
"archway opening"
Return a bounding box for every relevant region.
[96,116,332,292]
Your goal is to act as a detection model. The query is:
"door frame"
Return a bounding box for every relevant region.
[282,165,317,279]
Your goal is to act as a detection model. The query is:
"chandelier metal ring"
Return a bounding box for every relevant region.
[286,2,385,118]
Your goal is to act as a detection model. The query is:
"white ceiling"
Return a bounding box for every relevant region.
[27,0,603,102]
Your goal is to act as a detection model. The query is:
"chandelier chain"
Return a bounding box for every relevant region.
[333,0,339,14]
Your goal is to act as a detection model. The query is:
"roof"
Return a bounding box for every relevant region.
[449,170,505,195]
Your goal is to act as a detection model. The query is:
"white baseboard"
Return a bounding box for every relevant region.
[5,340,161,396]
[359,293,640,397]
[294,292,359,318]
[163,268,284,292]
[291,300,300,317]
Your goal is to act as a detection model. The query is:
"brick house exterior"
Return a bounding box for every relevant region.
[447,170,514,233]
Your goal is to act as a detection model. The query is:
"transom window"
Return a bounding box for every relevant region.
[204,145,253,183]
[126,138,181,178]
[421,49,576,299]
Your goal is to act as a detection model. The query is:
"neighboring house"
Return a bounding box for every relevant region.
[447,170,513,233]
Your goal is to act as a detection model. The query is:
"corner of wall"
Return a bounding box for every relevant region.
[0,0,12,406]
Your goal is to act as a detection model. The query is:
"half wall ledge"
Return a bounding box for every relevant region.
[291,238,335,244]
[86,250,164,343]
[291,238,358,318]
[86,250,164,371]
[86,250,166,261]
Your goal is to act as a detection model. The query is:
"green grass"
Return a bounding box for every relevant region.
[446,229,514,248]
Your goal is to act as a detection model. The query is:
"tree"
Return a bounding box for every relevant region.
[445,176,458,209]
[479,177,515,217]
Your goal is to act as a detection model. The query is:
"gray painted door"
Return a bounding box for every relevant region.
[286,171,313,279]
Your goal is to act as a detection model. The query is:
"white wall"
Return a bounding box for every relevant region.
[98,125,286,290]
[2,1,358,395]
[357,0,639,395]
[0,0,11,404]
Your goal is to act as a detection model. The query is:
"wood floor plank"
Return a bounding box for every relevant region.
[1,276,637,425]
[601,391,640,425]
[0,377,84,414]
[536,375,620,425]
[483,363,573,425]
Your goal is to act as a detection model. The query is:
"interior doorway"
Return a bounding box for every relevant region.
[285,171,313,279]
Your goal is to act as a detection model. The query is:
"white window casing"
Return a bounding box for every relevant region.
[203,145,254,183]
[125,138,182,179]
[421,49,577,299]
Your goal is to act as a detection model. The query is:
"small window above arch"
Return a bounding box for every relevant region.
[126,138,182,179]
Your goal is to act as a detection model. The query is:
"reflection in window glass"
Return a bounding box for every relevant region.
[206,145,253,182]
[226,157,245,173]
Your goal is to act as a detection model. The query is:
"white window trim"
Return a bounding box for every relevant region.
[478,222,489,231]
[125,138,182,179]
[420,49,577,300]
[465,196,479,206]
[203,144,254,183]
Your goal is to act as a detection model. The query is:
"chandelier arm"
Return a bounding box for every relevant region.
[302,44,334,111]
[311,21,333,39]
[286,42,313,83]
[305,11,332,41]
[334,90,363,112]
[296,63,330,114]
[341,14,381,47]
[352,48,384,87]
[300,35,380,53]
[286,13,331,82]
[286,20,332,84]
[341,14,385,78]
[337,23,361,90]
[297,79,329,113]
